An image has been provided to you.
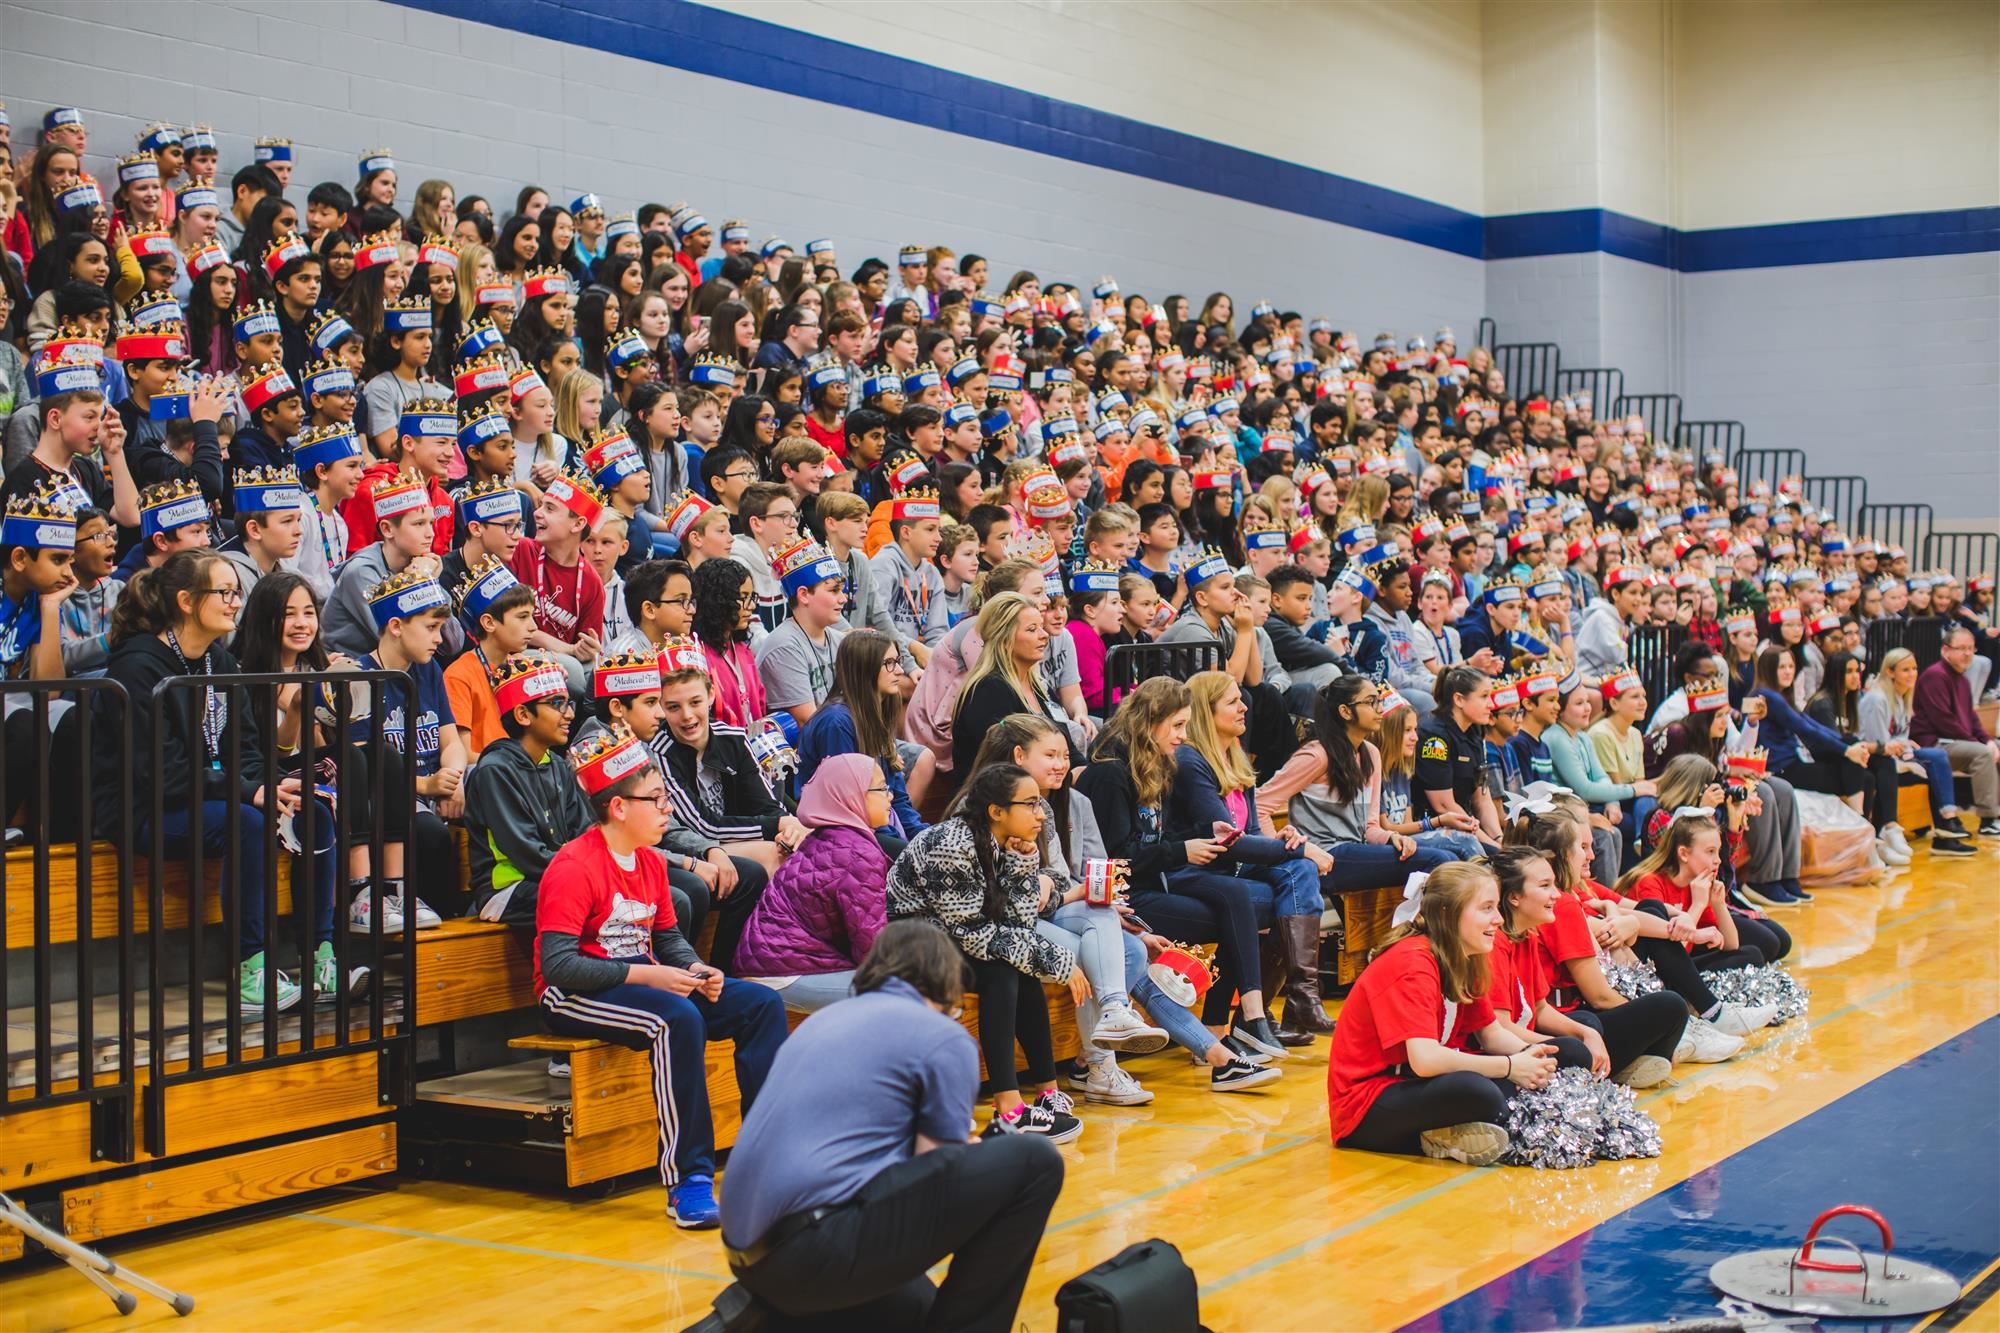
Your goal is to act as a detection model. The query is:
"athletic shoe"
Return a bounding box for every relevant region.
[348,889,402,934]
[1782,878,1813,903]
[1882,825,1913,856]
[1711,1003,1778,1036]
[983,1100,1083,1144]
[1740,882,1789,909]
[1229,1016,1292,1061]
[668,1175,722,1229]
[1419,1122,1509,1166]
[239,953,300,1012]
[1675,1019,1744,1063]
[1210,1058,1283,1092]
[1612,1055,1673,1089]
[311,941,370,1004]
[1979,818,2000,838]
[1194,1033,1275,1068]
[1089,1005,1170,1056]
[1875,838,1911,867]
[547,1057,571,1079]
[1075,1061,1153,1105]
[1931,833,1976,856]
[1035,1086,1078,1118]
[401,893,444,929]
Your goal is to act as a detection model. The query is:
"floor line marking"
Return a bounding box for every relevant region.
[1198,979,1918,1299]
[1911,1254,2000,1333]
[288,1210,728,1282]
[1883,899,1959,930]
[1046,1133,1314,1234]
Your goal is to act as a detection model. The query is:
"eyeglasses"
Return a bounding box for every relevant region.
[625,790,671,811]
[881,657,904,673]
[80,529,117,545]
[198,587,245,605]
[1000,799,1045,808]
[722,469,757,483]
[756,414,780,426]
[867,786,891,796]
[763,510,799,525]
[736,591,759,607]
[656,594,694,609]
[534,696,576,714]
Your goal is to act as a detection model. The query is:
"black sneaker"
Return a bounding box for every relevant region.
[1229,1016,1292,1061]
[1784,879,1814,903]
[1008,1101,1083,1144]
[1979,818,2000,838]
[1192,1033,1275,1068]
[1932,833,1977,856]
[1211,1058,1283,1092]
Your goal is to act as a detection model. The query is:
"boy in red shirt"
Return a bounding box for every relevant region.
[535,725,786,1229]
[341,399,458,557]
[510,471,607,696]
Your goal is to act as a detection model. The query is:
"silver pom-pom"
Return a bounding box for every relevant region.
[1600,954,1664,1001]
[1500,1067,1664,1170]
[1703,963,1810,1023]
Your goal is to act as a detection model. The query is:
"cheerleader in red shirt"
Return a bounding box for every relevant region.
[1488,847,1684,1088]
[1326,863,1561,1166]
[1614,809,1780,1030]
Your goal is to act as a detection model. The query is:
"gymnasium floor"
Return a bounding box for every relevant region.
[5,853,1997,1332]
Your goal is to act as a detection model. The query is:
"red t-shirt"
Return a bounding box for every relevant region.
[340,462,455,556]
[1629,871,1717,943]
[1536,892,1602,1012]
[1486,930,1548,1028]
[1326,936,1495,1143]
[532,826,676,996]
[510,537,605,645]
[805,414,846,461]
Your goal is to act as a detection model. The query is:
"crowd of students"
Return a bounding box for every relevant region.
[4,102,1999,1332]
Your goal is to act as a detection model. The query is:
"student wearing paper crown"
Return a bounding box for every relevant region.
[0,484,85,835]
[3,348,139,537]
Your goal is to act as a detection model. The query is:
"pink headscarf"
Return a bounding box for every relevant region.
[796,753,882,837]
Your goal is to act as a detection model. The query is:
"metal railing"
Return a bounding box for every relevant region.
[1492,342,1561,399]
[1614,394,1682,444]
[1924,531,1999,582]
[1553,368,1624,420]
[1475,317,1496,351]
[1,680,135,1165]
[1104,642,1222,695]
[1627,624,1690,728]
[1857,502,1934,561]
[1728,446,1805,497]
[1677,421,1747,467]
[1863,615,1949,672]
[1802,475,1869,534]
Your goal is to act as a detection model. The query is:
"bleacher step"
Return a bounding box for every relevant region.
[416,1060,571,1115]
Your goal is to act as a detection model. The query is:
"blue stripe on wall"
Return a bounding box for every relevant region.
[391,0,2000,274]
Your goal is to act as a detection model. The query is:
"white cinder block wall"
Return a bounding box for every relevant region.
[0,0,1993,522]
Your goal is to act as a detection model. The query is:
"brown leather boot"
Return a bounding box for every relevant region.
[1260,926,1313,1046]
[1274,916,1335,1040]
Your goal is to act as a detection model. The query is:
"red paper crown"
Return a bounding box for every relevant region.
[491,653,569,713]
[593,650,664,699]
[658,634,707,676]
[544,472,605,529]
[570,723,654,796]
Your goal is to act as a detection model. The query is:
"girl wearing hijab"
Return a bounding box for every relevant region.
[732,754,894,1013]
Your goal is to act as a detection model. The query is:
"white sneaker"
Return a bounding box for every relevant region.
[1710,1003,1778,1036]
[1612,1055,1673,1088]
[1676,1018,1744,1063]
[547,1057,570,1079]
[1075,1061,1153,1105]
[347,889,404,935]
[399,893,444,929]
[1875,837,1911,867]
[1418,1122,1509,1166]
[1882,825,1912,856]
[1088,1005,1170,1056]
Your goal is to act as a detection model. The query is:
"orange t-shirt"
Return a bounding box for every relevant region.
[443,648,507,758]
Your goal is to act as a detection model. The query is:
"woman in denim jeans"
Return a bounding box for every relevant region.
[1859,647,1975,855]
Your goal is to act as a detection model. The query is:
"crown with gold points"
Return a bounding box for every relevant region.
[662,489,715,541]
[1004,527,1060,576]
[232,463,303,516]
[890,483,942,523]
[299,355,357,402]
[138,122,182,153]
[139,477,208,539]
[1068,558,1122,596]
[570,722,656,796]
[774,536,843,597]
[305,307,358,355]
[397,395,458,441]
[125,289,182,330]
[176,174,220,213]
[688,352,737,389]
[232,298,281,343]
[457,402,512,456]
[357,146,395,176]
[416,234,458,269]
[295,422,364,474]
[453,350,510,400]
[455,476,522,530]
[1482,575,1526,607]
[543,470,606,530]
[352,228,403,272]
[1485,674,1521,711]
[115,318,186,364]
[657,634,707,678]
[262,229,311,279]
[1,479,80,552]
[254,135,293,164]
[522,265,570,301]
[459,316,505,361]
[455,553,524,623]
[382,295,431,334]
[239,361,298,416]
[584,427,644,491]
[184,238,229,278]
[366,567,451,631]
[115,149,160,186]
[370,468,429,523]
[593,649,665,700]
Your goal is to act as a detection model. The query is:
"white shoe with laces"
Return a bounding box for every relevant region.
[1875,837,1911,867]
[1089,1005,1170,1055]
[1675,1019,1744,1063]
[1076,1061,1153,1105]
[1710,1003,1778,1036]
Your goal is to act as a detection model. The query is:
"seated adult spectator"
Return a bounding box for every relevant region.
[1861,647,1974,855]
[733,753,892,1012]
[533,725,786,1230]
[711,921,1062,1333]
[950,591,1080,775]
[1911,626,2000,837]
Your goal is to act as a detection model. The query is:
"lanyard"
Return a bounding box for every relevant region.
[165,629,226,764]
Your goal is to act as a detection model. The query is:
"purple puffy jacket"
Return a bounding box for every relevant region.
[733,826,891,977]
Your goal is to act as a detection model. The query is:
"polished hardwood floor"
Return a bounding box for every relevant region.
[5,846,1997,1332]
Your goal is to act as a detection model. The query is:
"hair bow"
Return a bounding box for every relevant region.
[1670,805,1716,822]
[1502,781,1573,820]
[1392,871,1430,928]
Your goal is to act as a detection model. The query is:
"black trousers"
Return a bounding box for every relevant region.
[967,954,1055,1095]
[1339,1037,1592,1155]
[1629,899,1721,1014]
[1129,881,1264,1026]
[700,855,770,972]
[1787,756,1868,804]
[1,706,83,843]
[1569,992,1687,1071]
[733,1135,1064,1333]
[332,745,465,913]
[1242,680,1297,782]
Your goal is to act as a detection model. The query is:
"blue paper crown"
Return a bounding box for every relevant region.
[1093,417,1125,442]
[903,369,941,394]
[139,124,182,152]
[36,357,102,400]
[759,236,789,257]
[806,238,835,257]
[255,141,293,164]
[1507,629,1551,658]
[358,151,395,175]
[1176,407,1207,431]
[689,360,736,388]
[458,411,510,452]
[860,369,899,398]
[591,450,646,492]
[979,409,1012,439]
[295,428,364,473]
[971,296,1005,319]
[1184,551,1232,588]
[148,378,191,421]
[368,575,450,630]
[943,403,979,430]
[234,307,280,341]
[1,490,78,552]
[675,212,709,239]
[383,305,432,333]
[570,193,601,215]
[606,215,639,239]
[1336,564,1377,600]
[57,183,102,214]
[181,126,217,151]
[1209,396,1239,416]
[309,312,356,354]
[1043,415,1079,438]
[607,332,651,370]
[400,407,459,439]
[806,362,846,392]
[720,223,749,243]
[457,483,525,528]
[302,363,356,398]
[945,357,980,387]
[779,552,843,598]
[457,558,523,621]
[141,488,208,539]
[1529,577,1567,600]
[44,107,82,130]
[1484,583,1526,606]
[1070,566,1121,594]
[1245,530,1287,552]
[459,322,504,360]
[232,467,303,515]
[177,183,219,212]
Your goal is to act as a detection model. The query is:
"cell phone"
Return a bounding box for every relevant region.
[1215,826,1243,849]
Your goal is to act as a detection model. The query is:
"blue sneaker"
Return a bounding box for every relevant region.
[668,1175,721,1229]
[1783,878,1813,903]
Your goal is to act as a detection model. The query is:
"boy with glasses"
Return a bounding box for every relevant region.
[534,723,787,1229]
[607,558,694,657]
[731,482,799,636]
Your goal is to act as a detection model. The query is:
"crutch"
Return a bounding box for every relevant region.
[0,1191,195,1317]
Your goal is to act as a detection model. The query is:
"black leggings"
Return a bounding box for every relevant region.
[1569,992,1688,1071]
[1862,753,1902,831]
[1787,756,1868,805]
[966,954,1055,1095]
[1630,901,1790,1014]
[1339,1037,1593,1155]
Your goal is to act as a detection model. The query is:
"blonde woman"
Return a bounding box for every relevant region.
[951,593,1077,774]
[1859,647,1972,853]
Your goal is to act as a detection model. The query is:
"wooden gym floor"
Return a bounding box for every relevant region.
[4,846,1998,1332]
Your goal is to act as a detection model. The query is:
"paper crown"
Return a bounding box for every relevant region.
[177,177,219,213]
[607,330,652,371]
[1069,559,1122,595]
[262,232,310,279]
[896,244,927,267]
[57,182,102,214]
[456,476,524,529]
[805,357,848,393]
[880,454,926,496]
[1183,547,1232,589]
[458,404,512,454]
[1529,576,1567,601]
[606,214,639,239]
[140,478,208,538]
[1603,565,1648,590]
[459,320,505,362]
[490,651,569,713]
[1,480,79,552]
[398,396,458,440]
[1335,563,1378,600]
[182,125,217,152]
[454,352,511,400]
[233,299,281,343]
[367,567,451,630]
[358,147,395,176]
[942,402,979,431]
[980,408,1013,440]
[44,106,83,131]
[858,366,900,399]
[138,122,181,152]
[240,362,299,415]
[1483,578,1525,606]
[185,240,229,277]
[1245,527,1288,552]
[232,464,303,515]
[969,293,1005,320]
[301,309,355,356]
[945,356,981,388]
[891,485,942,522]
[688,354,737,388]
[805,237,836,259]
[1042,411,1080,439]
[584,427,644,490]
[383,296,432,334]
[125,289,182,327]
[1600,670,1642,699]
[295,423,365,473]
[718,219,748,243]
[300,357,357,401]
[371,469,430,523]
[1048,437,1089,469]
[775,537,843,597]
[570,722,655,795]
[455,554,524,622]
[594,650,664,699]
[1487,677,1521,710]
[508,367,548,404]
[521,266,570,301]
[416,235,459,269]
[902,367,941,395]
[657,634,707,676]
[147,372,192,422]
[473,282,515,308]
[115,151,160,188]
[675,211,710,240]
[544,472,606,529]
[114,321,186,363]
[353,230,402,272]
[1005,528,1059,575]
[1092,416,1127,442]
[1687,677,1730,712]
[254,136,294,163]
